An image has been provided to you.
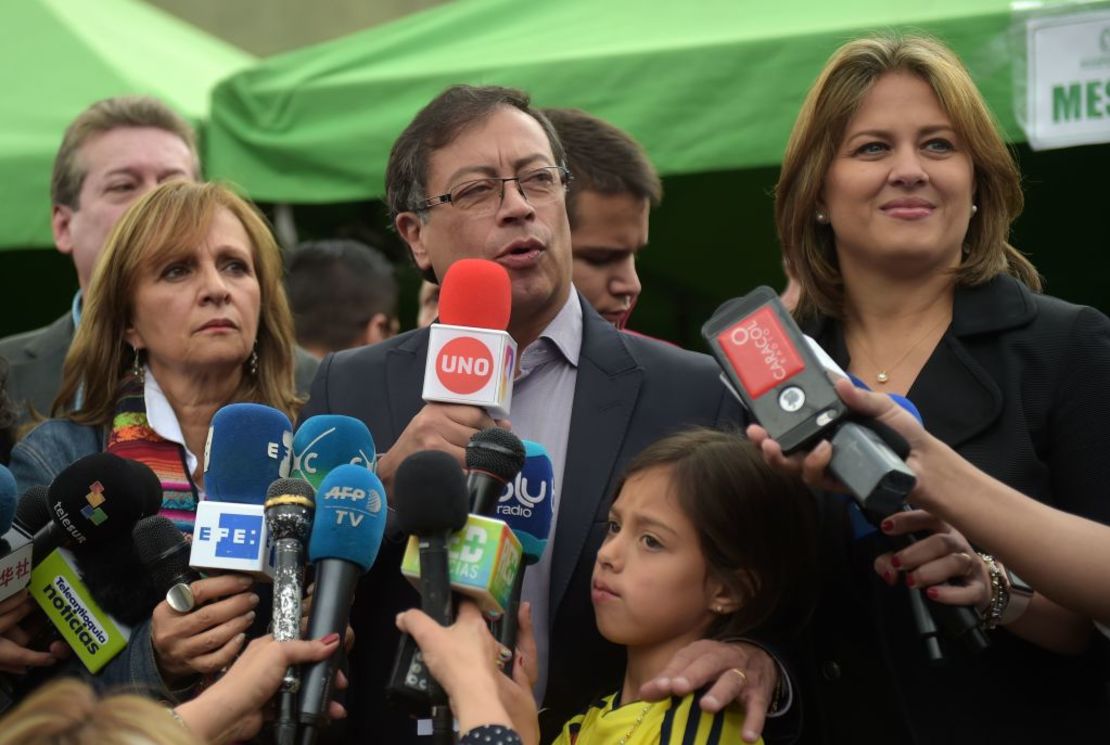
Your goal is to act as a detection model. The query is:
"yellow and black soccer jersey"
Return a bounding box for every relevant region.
[551,691,758,745]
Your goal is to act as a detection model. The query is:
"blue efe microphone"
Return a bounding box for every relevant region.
[292,415,376,490]
[495,440,554,668]
[298,464,388,745]
[191,403,293,576]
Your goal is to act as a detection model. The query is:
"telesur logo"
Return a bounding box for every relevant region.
[436,337,493,394]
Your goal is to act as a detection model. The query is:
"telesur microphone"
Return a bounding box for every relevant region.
[0,465,32,603]
[191,403,293,576]
[422,259,517,418]
[29,454,162,672]
[133,516,203,613]
[297,464,388,745]
[494,440,554,666]
[292,415,376,490]
[466,427,525,516]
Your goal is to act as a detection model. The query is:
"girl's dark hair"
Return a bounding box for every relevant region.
[618,428,818,640]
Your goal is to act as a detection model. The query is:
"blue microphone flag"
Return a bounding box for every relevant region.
[292,415,376,489]
[204,403,293,505]
[496,440,554,564]
[309,464,388,571]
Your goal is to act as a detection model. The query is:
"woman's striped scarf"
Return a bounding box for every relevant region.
[105,375,199,533]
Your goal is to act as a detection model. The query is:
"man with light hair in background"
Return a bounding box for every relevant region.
[0,96,317,420]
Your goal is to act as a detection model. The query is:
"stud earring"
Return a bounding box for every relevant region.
[815,211,829,224]
[971,204,978,216]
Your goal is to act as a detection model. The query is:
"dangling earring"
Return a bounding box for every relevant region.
[815,210,829,224]
[970,204,978,216]
[249,348,259,376]
[130,347,145,383]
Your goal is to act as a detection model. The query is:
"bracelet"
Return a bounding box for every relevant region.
[977,552,1009,630]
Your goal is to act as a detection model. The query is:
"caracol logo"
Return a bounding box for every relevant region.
[436,337,493,394]
[42,576,108,655]
[294,427,373,476]
[80,481,108,526]
[718,307,806,399]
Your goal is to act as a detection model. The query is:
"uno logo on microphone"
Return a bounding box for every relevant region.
[436,337,494,394]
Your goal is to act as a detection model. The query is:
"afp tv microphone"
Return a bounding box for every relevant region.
[298,464,388,745]
[422,258,516,419]
[701,286,987,654]
[190,403,293,577]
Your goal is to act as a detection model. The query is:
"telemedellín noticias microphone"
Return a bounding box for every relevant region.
[190,403,293,577]
[422,258,517,419]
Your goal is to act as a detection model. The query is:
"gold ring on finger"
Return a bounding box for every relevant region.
[955,551,975,577]
[729,668,747,684]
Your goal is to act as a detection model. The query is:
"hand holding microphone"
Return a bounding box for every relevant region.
[376,259,515,491]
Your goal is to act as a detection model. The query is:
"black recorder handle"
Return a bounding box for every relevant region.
[895,528,990,655]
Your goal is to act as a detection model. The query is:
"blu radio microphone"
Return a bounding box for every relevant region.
[29,454,162,672]
[466,427,525,516]
[191,403,293,576]
[0,465,30,603]
[297,465,387,745]
[265,477,315,745]
[422,259,517,418]
[701,286,987,655]
[494,440,554,668]
[292,415,376,490]
[133,516,204,613]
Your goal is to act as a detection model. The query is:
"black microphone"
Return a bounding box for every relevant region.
[265,477,315,745]
[466,427,525,516]
[133,516,204,613]
[298,465,388,745]
[13,486,51,536]
[386,450,469,736]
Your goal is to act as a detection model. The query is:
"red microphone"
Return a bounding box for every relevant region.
[422,259,517,418]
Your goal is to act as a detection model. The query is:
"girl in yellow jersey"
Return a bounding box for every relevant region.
[398,428,817,745]
[550,428,816,745]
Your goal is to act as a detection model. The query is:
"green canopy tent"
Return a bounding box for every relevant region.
[207,0,1108,344]
[0,0,254,251]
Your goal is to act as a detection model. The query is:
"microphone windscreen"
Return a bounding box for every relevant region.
[205,403,293,504]
[132,515,192,593]
[466,428,525,484]
[14,485,51,534]
[438,259,511,330]
[497,440,554,564]
[0,465,16,535]
[309,464,388,570]
[292,415,376,489]
[47,453,162,546]
[393,450,469,535]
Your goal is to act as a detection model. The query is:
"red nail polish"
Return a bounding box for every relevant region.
[905,575,916,588]
[926,587,939,600]
[891,555,902,569]
[881,520,893,532]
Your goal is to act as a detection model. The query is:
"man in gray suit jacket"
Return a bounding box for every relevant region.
[300,84,789,745]
[0,96,317,422]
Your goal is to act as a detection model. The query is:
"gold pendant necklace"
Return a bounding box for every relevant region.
[850,313,950,386]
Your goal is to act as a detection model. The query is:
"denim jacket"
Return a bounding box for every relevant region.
[5,418,194,711]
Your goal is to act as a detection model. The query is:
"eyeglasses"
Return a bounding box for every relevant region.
[415,165,571,216]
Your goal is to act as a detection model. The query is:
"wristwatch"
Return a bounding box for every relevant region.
[978,553,1034,629]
